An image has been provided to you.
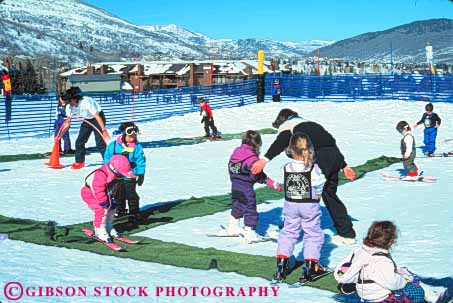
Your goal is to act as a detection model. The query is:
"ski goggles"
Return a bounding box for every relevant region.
[124,126,139,136]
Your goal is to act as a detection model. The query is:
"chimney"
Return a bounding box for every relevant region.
[86,64,94,75]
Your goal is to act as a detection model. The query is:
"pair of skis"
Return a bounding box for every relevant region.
[270,269,333,288]
[82,228,139,251]
[206,225,274,244]
[381,172,437,183]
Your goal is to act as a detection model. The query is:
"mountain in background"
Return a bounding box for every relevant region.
[313,18,453,63]
[0,0,332,64]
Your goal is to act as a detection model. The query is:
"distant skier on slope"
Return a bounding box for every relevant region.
[396,121,420,181]
[221,130,281,243]
[81,155,135,243]
[198,97,221,138]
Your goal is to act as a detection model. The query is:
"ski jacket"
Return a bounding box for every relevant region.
[416,112,441,129]
[334,245,407,302]
[229,144,267,184]
[200,103,213,119]
[65,96,102,120]
[80,164,117,207]
[400,132,415,159]
[283,161,325,203]
[104,135,146,176]
[55,104,67,119]
[264,116,347,176]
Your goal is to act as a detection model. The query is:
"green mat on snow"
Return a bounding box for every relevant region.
[0,155,400,293]
[0,128,277,163]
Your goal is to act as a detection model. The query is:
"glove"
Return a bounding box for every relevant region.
[397,267,415,282]
[266,177,282,192]
[343,166,356,181]
[137,174,145,186]
[99,198,118,209]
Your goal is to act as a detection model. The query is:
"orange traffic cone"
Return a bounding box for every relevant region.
[45,139,65,169]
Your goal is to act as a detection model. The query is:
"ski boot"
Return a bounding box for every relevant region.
[95,225,113,243]
[273,256,290,282]
[243,226,261,243]
[300,259,329,283]
[217,215,242,236]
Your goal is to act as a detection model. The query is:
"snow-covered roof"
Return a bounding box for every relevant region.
[121,81,133,90]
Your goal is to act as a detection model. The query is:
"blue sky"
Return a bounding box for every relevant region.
[83,0,453,41]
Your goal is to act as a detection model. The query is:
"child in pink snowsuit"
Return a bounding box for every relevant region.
[81,154,135,242]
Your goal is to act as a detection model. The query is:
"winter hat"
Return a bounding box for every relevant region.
[272,108,298,129]
[396,121,410,133]
[108,155,135,178]
[63,86,82,102]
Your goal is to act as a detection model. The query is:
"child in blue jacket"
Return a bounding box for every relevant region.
[104,122,146,225]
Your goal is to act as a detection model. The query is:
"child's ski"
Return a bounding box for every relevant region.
[238,232,274,244]
[287,270,333,288]
[115,236,140,244]
[206,225,240,237]
[82,229,124,251]
[418,152,451,158]
[435,289,452,303]
[381,172,437,183]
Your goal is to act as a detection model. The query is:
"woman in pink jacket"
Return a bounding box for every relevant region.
[81,154,135,242]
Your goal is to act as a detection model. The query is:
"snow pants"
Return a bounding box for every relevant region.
[115,178,140,216]
[75,111,106,163]
[317,146,356,239]
[231,180,258,229]
[423,127,437,154]
[203,117,219,137]
[277,201,323,260]
[81,185,116,228]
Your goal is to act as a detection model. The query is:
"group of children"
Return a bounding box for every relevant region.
[77,95,217,243]
[220,103,442,301]
[396,102,448,181]
[80,121,147,242]
[75,93,437,302]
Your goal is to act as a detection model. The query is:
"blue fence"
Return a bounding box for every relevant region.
[0,80,256,140]
[265,74,453,102]
[2,74,453,139]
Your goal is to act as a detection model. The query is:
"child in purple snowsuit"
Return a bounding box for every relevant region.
[54,95,73,154]
[274,132,327,283]
[224,130,281,243]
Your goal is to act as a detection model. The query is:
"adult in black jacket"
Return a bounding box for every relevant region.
[251,109,357,244]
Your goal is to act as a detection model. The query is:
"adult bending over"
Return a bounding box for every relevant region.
[58,87,110,169]
[251,108,356,245]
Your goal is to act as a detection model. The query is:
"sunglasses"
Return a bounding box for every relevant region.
[124,126,139,136]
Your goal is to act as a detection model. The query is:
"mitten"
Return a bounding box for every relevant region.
[266,177,282,192]
[137,174,145,186]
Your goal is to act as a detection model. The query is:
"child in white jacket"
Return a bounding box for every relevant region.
[334,221,424,303]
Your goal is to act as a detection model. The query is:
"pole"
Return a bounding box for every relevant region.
[317,48,320,76]
[257,50,265,103]
[390,42,393,74]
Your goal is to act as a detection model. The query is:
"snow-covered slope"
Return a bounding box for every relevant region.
[0,0,333,63]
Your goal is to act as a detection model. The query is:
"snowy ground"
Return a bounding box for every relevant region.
[1,100,453,302]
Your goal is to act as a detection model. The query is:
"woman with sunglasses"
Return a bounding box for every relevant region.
[104,122,147,226]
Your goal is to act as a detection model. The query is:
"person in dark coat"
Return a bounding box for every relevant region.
[251,108,357,245]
